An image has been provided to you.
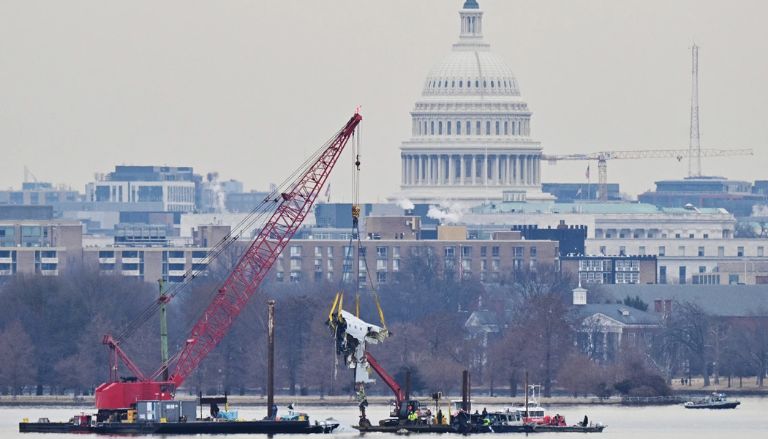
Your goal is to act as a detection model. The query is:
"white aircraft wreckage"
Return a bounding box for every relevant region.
[326,293,389,383]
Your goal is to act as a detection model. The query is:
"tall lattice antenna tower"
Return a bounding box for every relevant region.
[688,43,701,177]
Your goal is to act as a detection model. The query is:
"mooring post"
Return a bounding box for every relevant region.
[462,370,469,412]
[267,299,276,420]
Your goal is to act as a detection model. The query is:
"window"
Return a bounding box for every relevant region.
[530,247,537,257]
[599,246,606,255]
[495,121,500,135]
[639,246,646,256]
[392,259,400,272]
[290,246,302,257]
[376,259,387,271]
[314,246,322,258]
[447,121,451,135]
[359,247,367,257]
[392,246,400,258]
[759,246,765,257]
[491,246,500,257]
[698,266,706,273]
[504,121,508,135]
[718,246,725,257]
[377,272,387,284]
[689,233,694,239]
[376,246,387,258]
[438,121,443,135]
[431,121,435,135]
[491,259,500,271]
[327,247,334,258]
[480,246,487,257]
[619,246,626,256]
[698,246,705,257]
[729,274,740,285]
[737,246,744,257]
[658,246,666,256]
[456,121,461,135]
[659,266,667,284]
[466,121,471,135]
[444,246,456,258]
[476,121,481,135]
[486,121,491,135]
[461,246,472,258]
[679,266,687,284]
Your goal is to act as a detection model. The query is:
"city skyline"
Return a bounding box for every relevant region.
[1,0,766,202]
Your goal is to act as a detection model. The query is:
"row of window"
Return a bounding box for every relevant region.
[426,77,513,91]
[288,245,538,260]
[600,244,764,258]
[596,229,727,239]
[417,119,529,137]
[97,250,210,259]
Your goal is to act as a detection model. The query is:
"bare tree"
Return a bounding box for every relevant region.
[661,302,712,386]
[0,320,36,395]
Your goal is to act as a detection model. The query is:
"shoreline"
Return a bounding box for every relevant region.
[2,389,766,408]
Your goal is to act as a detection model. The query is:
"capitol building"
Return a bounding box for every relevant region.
[397,0,553,205]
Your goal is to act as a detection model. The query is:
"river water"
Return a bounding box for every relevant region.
[3,397,767,438]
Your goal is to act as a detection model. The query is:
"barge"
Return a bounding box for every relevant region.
[19,399,339,435]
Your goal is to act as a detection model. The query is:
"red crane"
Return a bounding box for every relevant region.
[94,112,362,417]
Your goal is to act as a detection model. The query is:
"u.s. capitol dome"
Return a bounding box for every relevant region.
[397,0,553,204]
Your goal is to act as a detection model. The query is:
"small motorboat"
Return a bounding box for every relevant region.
[684,392,741,409]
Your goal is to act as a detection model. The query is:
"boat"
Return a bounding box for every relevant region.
[511,385,606,433]
[532,424,607,433]
[684,392,741,409]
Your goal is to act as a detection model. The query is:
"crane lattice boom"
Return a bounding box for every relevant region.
[542,147,753,201]
[95,112,362,413]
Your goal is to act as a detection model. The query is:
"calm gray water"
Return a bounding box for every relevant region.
[3,397,768,438]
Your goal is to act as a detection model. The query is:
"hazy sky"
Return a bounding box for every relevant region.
[1,0,766,202]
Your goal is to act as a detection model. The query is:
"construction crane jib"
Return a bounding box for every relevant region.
[542,148,753,201]
[94,112,363,414]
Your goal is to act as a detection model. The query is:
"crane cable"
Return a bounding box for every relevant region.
[331,120,387,332]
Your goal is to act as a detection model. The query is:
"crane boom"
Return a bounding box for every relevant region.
[542,147,753,162]
[542,147,753,201]
[170,112,361,386]
[364,352,405,405]
[95,112,362,414]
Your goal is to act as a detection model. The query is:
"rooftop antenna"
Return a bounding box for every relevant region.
[688,43,701,177]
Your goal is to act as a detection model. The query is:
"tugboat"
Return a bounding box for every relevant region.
[684,392,741,409]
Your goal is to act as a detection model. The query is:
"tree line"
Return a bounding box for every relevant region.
[0,254,766,398]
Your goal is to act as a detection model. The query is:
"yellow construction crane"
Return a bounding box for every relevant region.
[541,148,754,201]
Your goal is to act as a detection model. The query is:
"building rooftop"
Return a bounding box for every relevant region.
[573,303,661,326]
[470,200,729,216]
[602,284,768,317]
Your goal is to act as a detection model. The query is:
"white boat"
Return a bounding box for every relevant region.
[684,392,741,409]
